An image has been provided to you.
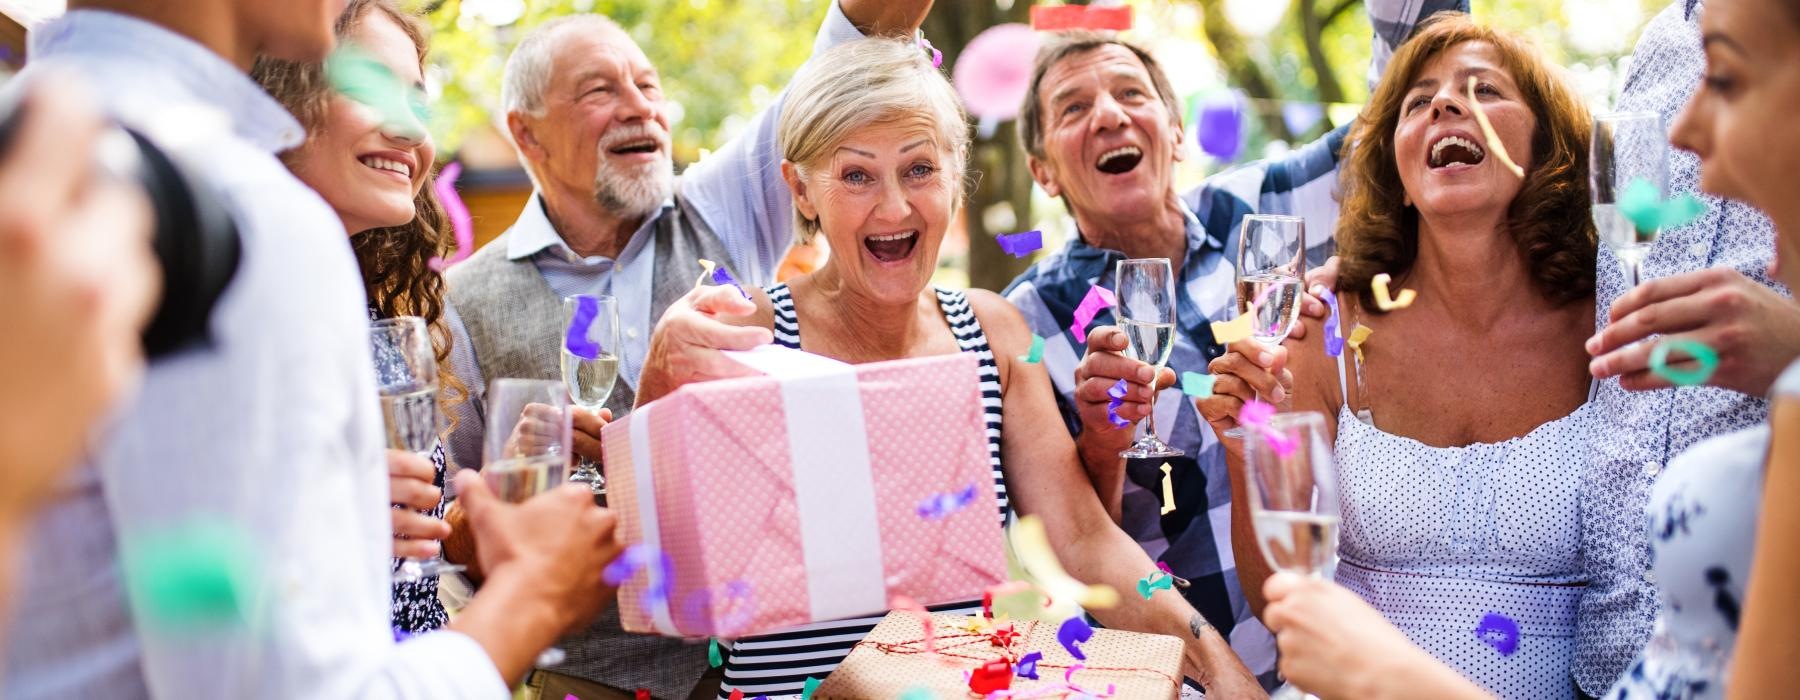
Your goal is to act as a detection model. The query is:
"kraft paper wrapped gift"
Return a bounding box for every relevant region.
[815,611,1184,699]
[600,346,1008,638]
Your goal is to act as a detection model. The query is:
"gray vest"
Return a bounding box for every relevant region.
[446,187,733,698]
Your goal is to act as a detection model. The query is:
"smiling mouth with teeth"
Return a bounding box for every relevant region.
[1096,146,1143,174]
[864,230,919,263]
[1429,135,1486,169]
[360,156,412,179]
[609,140,660,156]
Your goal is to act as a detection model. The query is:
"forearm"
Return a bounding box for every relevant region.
[1725,403,1800,698]
[1075,431,1127,524]
[446,568,569,687]
[839,0,932,37]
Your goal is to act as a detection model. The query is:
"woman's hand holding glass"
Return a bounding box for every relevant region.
[1261,573,1488,700]
[1198,339,1294,441]
[388,449,450,560]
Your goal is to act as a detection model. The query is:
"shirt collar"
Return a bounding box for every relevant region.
[505,191,677,263]
[30,9,305,154]
[1056,203,1222,282]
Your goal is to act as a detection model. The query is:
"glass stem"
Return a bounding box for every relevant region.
[1143,371,1159,443]
[1626,257,1642,288]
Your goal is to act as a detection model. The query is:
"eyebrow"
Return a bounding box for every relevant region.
[1408,66,1503,93]
[1047,65,1148,107]
[1701,32,1748,55]
[836,139,933,159]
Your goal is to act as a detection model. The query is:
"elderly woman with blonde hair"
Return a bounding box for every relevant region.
[638,37,1267,699]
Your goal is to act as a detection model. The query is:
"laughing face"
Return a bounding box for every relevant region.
[1393,42,1536,222]
[1028,45,1184,227]
[287,11,434,236]
[786,119,957,304]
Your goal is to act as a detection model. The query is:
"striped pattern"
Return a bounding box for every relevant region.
[718,285,1007,698]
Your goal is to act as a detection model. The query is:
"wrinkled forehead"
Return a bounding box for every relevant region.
[1040,44,1157,106]
[547,25,657,87]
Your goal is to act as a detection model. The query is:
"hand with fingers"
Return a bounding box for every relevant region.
[638,285,774,405]
[388,449,450,560]
[1284,255,1341,340]
[571,407,613,467]
[1260,573,1486,700]
[1073,325,1176,456]
[1197,339,1293,439]
[1587,266,1800,396]
[502,402,570,460]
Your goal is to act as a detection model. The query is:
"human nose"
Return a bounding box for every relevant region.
[1089,91,1131,133]
[614,80,657,124]
[872,175,913,222]
[1430,90,1467,122]
[1669,88,1708,159]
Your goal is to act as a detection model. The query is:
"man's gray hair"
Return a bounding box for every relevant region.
[501,14,626,117]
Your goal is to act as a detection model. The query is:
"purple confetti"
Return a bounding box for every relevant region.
[1058,615,1094,661]
[1016,651,1043,680]
[919,35,943,68]
[603,544,675,616]
[682,580,756,637]
[996,230,1043,258]
[1320,287,1344,358]
[711,265,751,300]
[1475,612,1520,656]
[917,484,980,520]
[392,625,416,643]
[564,294,601,360]
[1105,378,1131,428]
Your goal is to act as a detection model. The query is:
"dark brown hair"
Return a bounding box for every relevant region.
[1336,13,1595,311]
[251,0,468,412]
[1019,30,1183,160]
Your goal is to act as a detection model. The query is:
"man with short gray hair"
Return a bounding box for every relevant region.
[441,3,932,698]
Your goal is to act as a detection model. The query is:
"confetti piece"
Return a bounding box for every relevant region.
[802,676,822,700]
[1136,572,1175,599]
[1649,338,1720,387]
[1371,273,1416,311]
[900,688,938,700]
[428,161,475,272]
[1030,4,1133,30]
[1346,323,1374,363]
[393,626,416,643]
[1265,425,1298,458]
[566,695,579,700]
[1009,515,1120,616]
[327,46,429,133]
[563,294,601,360]
[997,230,1044,258]
[121,520,258,631]
[729,692,743,700]
[917,484,980,520]
[1238,399,1275,428]
[602,544,674,615]
[635,690,650,700]
[1065,664,1085,683]
[970,658,1015,694]
[1104,378,1132,428]
[680,579,757,637]
[1466,76,1526,179]
[1058,616,1094,661]
[696,258,718,287]
[1071,286,1118,344]
[983,580,1045,620]
[891,595,939,657]
[1020,335,1045,364]
[1158,463,1176,515]
[1210,313,1254,345]
[1475,612,1520,656]
[1619,177,1709,234]
[1016,651,1044,680]
[918,35,943,68]
[1154,562,1192,588]
[712,265,751,300]
[1180,371,1215,398]
[1320,287,1344,357]
[709,638,722,668]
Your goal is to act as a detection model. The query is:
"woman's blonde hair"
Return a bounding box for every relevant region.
[776,37,970,242]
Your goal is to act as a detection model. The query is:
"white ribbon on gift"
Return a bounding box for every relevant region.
[628,401,681,636]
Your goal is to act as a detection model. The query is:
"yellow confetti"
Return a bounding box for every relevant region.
[1008,515,1119,618]
[1210,312,1255,345]
[1371,273,1416,311]
[1345,323,1374,363]
[1467,76,1526,179]
[1159,463,1176,515]
[695,258,718,288]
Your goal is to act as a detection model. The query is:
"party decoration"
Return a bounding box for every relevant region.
[1618,177,1709,234]
[953,24,1040,137]
[120,519,258,631]
[1030,4,1134,30]
[1346,323,1373,363]
[603,545,675,617]
[1238,399,1275,429]
[1649,338,1720,387]
[997,229,1044,258]
[728,691,743,700]
[1008,515,1120,618]
[1282,102,1325,137]
[1104,379,1132,428]
[900,689,937,700]
[1195,90,1248,162]
[709,638,723,668]
[1319,287,1345,357]
[1020,335,1046,364]
[326,46,427,132]
[696,258,750,299]
[1071,285,1118,344]
[564,294,602,360]
[1180,371,1215,398]
[917,484,981,520]
[802,676,823,700]
[696,258,718,287]
[1475,612,1520,656]
[1058,616,1095,661]
[1465,77,1526,179]
[1155,562,1191,589]
[917,34,943,68]
[428,161,475,272]
[1371,273,1416,311]
[1158,463,1176,516]
[1210,313,1254,345]
[892,595,940,657]
[1136,572,1174,600]
[635,690,650,700]
[969,658,1016,694]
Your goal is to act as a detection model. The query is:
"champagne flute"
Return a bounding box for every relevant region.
[1116,258,1184,459]
[1224,215,1307,438]
[1590,111,1668,288]
[1243,410,1339,700]
[370,317,464,582]
[483,378,573,669]
[561,294,619,495]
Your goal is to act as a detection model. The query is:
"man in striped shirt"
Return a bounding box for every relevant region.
[1002,2,1465,689]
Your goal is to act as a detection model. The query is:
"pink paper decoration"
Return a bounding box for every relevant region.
[952,24,1040,122]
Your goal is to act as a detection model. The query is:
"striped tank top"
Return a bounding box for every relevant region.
[717,284,1008,698]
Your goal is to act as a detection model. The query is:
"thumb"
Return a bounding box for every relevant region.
[453,470,496,517]
[691,284,759,318]
[1263,571,1305,603]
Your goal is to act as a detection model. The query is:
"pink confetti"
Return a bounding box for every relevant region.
[892,595,939,657]
[428,161,474,272]
[1070,286,1117,344]
[1238,399,1275,428]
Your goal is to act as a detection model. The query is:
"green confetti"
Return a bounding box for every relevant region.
[1180,371,1216,398]
[801,676,823,700]
[1136,572,1176,599]
[325,45,430,135]
[1649,338,1720,387]
[899,688,938,700]
[1019,334,1045,364]
[1618,177,1710,235]
[709,638,722,668]
[1660,193,1707,230]
[121,519,258,632]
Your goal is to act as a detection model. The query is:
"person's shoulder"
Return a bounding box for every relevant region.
[961,288,1030,348]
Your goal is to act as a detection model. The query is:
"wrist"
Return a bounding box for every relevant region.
[448,567,567,685]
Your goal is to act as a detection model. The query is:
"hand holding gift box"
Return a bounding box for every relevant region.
[601,346,1009,638]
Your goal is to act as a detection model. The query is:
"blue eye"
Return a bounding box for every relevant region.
[843,170,872,185]
[907,163,937,179]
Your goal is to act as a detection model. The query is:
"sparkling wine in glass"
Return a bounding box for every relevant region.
[1224,215,1307,438]
[561,295,619,495]
[1591,111,1668,288]
[1116,258,1183,459]
[1244,410,1339,700]
[370,317,463,582]
[482,377,572,667]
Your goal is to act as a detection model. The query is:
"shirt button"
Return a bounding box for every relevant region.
[1644,461,1662,477]
[627,328,640,340]
[1690,242,1708,258]
[1645,569,1656,585]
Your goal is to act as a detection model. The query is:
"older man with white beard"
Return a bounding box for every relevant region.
[438,3,931,698]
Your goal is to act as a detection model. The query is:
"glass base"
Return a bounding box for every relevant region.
[396,557,465,583]
[1121,437,1184,459]
[570,460,606,495]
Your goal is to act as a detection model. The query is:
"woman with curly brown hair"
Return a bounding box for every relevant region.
[1198,13,1599,698]
[252,0,463,635]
